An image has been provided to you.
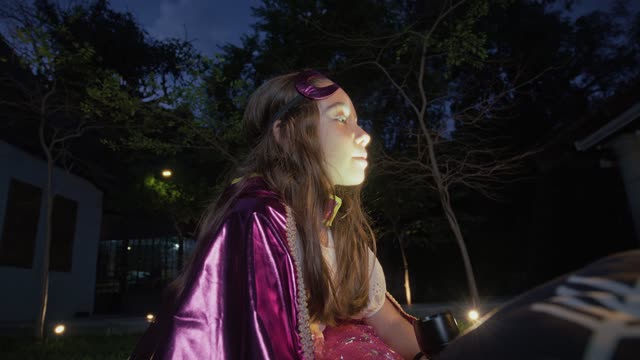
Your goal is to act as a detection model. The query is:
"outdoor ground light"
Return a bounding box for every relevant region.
[468,309,480,321]
[146,313,155,323]
[161,169,172,178]
[54,324,66,335]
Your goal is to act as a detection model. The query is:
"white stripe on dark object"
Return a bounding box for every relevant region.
[531,276,640,360]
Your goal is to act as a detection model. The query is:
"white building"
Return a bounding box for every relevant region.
[0,140,102,323]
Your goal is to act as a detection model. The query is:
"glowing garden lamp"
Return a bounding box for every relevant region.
[54,324,66,335]
[146,313,155,323]
[161,169,173,178]
[468,309,480,321]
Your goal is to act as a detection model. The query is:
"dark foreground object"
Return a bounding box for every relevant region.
[438,250,640,360]
[414,310,460,357]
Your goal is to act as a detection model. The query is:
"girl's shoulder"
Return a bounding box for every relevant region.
[226,176,287,221]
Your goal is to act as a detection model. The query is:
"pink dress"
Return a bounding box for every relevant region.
[313,231,405,360]
[317,321,404,359]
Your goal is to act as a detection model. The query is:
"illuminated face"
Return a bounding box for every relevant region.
[316,87,371,186]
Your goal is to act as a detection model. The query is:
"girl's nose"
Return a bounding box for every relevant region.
[356,128,371,147]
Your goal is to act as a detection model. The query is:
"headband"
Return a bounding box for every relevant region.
[269,70,340,126]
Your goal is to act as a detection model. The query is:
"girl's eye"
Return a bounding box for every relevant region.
[336,115,347,123]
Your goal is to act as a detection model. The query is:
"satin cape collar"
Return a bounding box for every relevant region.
[233,174,342,227]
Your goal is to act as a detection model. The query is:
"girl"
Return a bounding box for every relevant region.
[130,70,425,359]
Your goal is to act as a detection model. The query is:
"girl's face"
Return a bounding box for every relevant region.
[316,86,371,186]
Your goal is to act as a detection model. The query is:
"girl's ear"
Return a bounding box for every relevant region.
[272,119,284,144]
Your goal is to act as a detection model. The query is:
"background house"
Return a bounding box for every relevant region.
[0,140,102,322]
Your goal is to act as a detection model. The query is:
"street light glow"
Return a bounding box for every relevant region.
[54,324,66,335]
[161,169,172,178]
[146,313,155,323]
[468,309,480,321]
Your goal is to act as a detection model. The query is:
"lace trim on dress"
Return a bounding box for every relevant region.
[385,292,418,322]
[325,231,387,318]
[286,206,314,359]
[365,259,386,317]
[359,247,386,318]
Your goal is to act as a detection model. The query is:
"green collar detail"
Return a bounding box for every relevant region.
[324,194,342,227]
[231,174,342,227]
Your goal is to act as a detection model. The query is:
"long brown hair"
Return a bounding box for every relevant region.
[169,71,376,325]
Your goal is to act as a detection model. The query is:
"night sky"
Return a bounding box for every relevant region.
[0,1,630,60]
[100,0,631,57]
[109,0,262,56]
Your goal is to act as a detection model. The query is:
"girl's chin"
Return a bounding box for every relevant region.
[333,173,366,186]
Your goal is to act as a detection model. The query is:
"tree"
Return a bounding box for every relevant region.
[355,0,532,310]
[96,0,640,309]
[0,0,210,339]
[0,2,116,340]
[229,0,542,310]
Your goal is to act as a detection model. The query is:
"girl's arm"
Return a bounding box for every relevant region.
[364,298,425,360]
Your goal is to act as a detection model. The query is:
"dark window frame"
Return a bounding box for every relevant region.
[0,178,42,268]
[49,194,78,273]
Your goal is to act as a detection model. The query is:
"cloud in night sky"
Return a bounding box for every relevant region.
[112,0,261,56]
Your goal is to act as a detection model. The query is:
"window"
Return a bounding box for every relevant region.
[50,195,77,272]
[0,179,42,268]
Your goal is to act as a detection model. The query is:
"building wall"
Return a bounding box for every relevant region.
[610,132,640,245]
[0,141,102,323]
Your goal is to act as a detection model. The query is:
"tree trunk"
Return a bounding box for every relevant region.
[398,234,412,305]
[412,36,480,311]
[419,110,481,310]
[35,117,53,341]
[439,188,480,309]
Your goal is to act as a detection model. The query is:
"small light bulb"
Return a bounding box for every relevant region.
[146,313,155,323]
[161,170,172,178]
[127,246,132,251]
[54,324,66,335]
[468,310,479,321]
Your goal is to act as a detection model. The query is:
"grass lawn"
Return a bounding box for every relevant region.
[0,334,139,360]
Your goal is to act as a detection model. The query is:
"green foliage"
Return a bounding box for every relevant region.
[14,26,55,74]
[1,0,231,231]
[83,72,141,121]
[416,0,492,73]
[9,0,225,161]
[144,175,194,205]
[137,165,217,228]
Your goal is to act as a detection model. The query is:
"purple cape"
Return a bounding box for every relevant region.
[130,177,311,359]
[130,177,414,359]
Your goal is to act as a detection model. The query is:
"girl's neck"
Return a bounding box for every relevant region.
[319,226,330,247]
